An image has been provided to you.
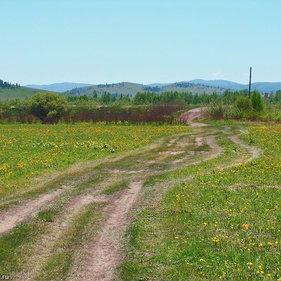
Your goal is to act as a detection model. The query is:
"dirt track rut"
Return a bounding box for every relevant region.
[0,110,261,280]
[69,182,142,281]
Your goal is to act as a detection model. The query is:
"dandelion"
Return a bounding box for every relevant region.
[0,166,7,172]
[212,236,220,243]
[242,223,249,230]
[247,262,253,267]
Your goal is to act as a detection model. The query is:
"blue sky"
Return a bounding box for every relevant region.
[1,0,280,85]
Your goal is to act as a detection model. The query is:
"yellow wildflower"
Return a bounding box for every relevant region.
[242,223,249,230]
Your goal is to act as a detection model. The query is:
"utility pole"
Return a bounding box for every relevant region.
[248,66,252,98]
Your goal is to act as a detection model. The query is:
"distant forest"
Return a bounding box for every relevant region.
[66,90,221,106]
[66,89,281,106]
[0,79,20,89]
[1,85,281,124]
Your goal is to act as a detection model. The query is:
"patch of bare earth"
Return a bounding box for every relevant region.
[68,181,143,281]
[228,134,262,164]
[104,168,146,175]
[171,135,222,165]
[159,150,185,156]
[195,137,203,146]
[0,185,69,235]
[178,108,206,126]
[167,137,179,147]
[11,192,106,281]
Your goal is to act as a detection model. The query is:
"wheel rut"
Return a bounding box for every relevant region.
[0,185,69,235]
[0,109,262,281]
[68,181,142,281]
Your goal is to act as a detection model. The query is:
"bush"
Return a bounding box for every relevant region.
[251,90,264,112]
[223,106,241,120]
[30,92,67,123]
[234,96,251,112]
[204,102,224,120]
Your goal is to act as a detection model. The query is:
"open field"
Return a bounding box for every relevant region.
[0,116,281,280]
[120,122,281,280]
[0,123,187,200]
[0,87,44,100]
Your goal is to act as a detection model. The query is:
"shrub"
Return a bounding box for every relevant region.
[251,90,264,112]
[234,96,252,112]
[30,92,67,124]
[204,102,224,120]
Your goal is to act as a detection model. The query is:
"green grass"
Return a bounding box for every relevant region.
[143,131,238,187]
[103,180,128,195]
[37,202,104,281]
[35,210,55,223]
[3,120,281,280]
[0,223,41,274]
[119,123,281,280]
[0,187,104,279]
[0,189,74,275]
[0,87,43,100]
[0,123,187,199]
[151,185,281,280]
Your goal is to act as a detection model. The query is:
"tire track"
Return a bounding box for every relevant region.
[0,110,262,280]
[68,182,143,281]
[0,185,69,235]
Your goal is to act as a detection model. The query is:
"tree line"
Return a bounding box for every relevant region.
[0,92,184,124]
[66,89,281,106]
[66,90,221,106]
[0,79,20,89]
[1,88,281,124]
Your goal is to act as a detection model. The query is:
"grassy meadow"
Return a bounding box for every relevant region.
[1,120,281,280]
[119,123,281,281]
[0,87,41,100]
[0,123,187,199]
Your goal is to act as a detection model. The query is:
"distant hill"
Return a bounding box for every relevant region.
[26,82,93,93]
[189,79,281,93]
[189,79,246,91]
[2,79,281,100]
[0,86,44,100]
[160,82,225,94]
[67,82,147,96]
[67,81,225,96]
[251,82,281,93]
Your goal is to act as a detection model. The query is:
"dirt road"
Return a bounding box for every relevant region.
[177,107,206,126]
[0,109,260,280]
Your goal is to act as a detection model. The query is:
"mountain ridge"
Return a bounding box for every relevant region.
[189,79,281,93]
[26,82,93,93]
[25,80,281,94]
[66,81,225,96]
